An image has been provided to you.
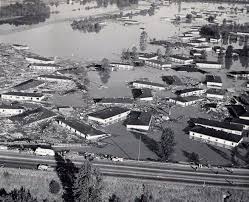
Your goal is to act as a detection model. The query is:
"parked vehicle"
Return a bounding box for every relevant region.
[37,164,54,171]
[35,147,55,156]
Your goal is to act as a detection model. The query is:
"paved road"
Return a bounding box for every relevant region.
[0,151,249,189]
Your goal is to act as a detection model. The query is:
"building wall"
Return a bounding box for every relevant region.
[197,63,222,69]
[206,93,224,99]
[189,131,241,148]
[127,125,150,131]
[26,57,55,64]
[0,108,24,116]
[133,83,165,90]
[37,77,71,83]
[1,94,44,102]
[169,57,193,64]
[180,90,205,97]
[195,123,243,135]
[30,65,58,71]
[88,110,131,125]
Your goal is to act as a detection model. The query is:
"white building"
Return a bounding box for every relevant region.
[145,60,172,70]
[29,63,62,71]
[206,89,226,99]
[12,44,29,50]
[192,46,212,52]
[56,117,109,140]
[88,107,131,125]
[1,92,45,102]
[109,62,134,70]
[0,105,25,116]
[191,118,244,136]
[189,126,243,149]
[138,53,158,61]
[26,56,55,64]
[205,75,222,89]
[175,88,206,97]
[196,61,222,69]
[168,55,193,64]
[132,80,166,91]
[168,96,204,107]
[37,74,72,83]
[188,40,209,47]
[210,38,221,43]
[126,111,152,131]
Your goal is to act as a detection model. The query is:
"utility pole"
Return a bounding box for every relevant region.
[138,135,141,161]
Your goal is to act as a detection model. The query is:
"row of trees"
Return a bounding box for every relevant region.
[0,0,50,17]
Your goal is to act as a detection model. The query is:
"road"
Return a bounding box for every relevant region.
[0,151,249,189]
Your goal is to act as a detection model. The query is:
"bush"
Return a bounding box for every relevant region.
[3,171,10,178]
[49,180,60,194]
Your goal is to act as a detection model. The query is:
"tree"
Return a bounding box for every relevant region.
[73,161,103,202]
[207,15,215,23]
[109,194,121,202]
[0,187,38,202]
[188,152,200,165]
[160,128,176,161]
[101,58,109,69]
[156,48,162,60]
[49,180,61,194]
[225,45,233,58]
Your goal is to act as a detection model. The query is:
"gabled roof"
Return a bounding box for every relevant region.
[38,74,71,80]
[2,92,44,98]
[0,104,24,110]
[13,79,44,91]
[206,89,226,95]
[57,117,105,137]
[9,107,57,125]
[95,97,134,104]
[175,88,204,95]
[190,118,244,131]
[190,126,243,143]
[205,75,222,83]
[88,107,130,120]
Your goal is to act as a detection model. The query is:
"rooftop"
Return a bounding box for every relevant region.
[38,74,71,80]
[9,107,57,125]
[228,71,249,75]
[132,88,153,99]
[190,126,243,143]
[95,97,134,104]
[30,63,60,67]
[26,56,54,61]
[170,55,192,60]
[205,75,222,83]
[231,118,249,126]
[57,117,104,137]
[88,107,130,120]
[161,75,183,85]
[125,111,152,126]
[196,61,221,65]
[132,80,165,88]
[170,96,203,103]
[0,104,24,110]
[172,66,206,74]
[175,88,204,95]
[190,118,244,131]
[206,89,226,95]
[13,79,45,91]
[2,92,44,98]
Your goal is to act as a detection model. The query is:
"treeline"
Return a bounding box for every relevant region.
[79,0,139,8]
[0,0,50,18]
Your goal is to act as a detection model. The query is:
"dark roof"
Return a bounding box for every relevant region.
[191,118,244,131]
[13,79,44,91]
[170,96,203,103]
[2,92,44,98]
[170,55,192,60]
[203,103,217,109]
[0,104,24,110]
[161,75,182,85]
[132,80,165,88]
[88,107,130,120]
[205,75,222,83]
[132,88,153,99]
[9,107,57,125]
[31,63,60,67]
[228,71,249,75]
[231,118,249,127]
[226,105,246,117]
[139,53,157,58]
[196,61,221,65]
[126,111,152,126]
[39,74,71,80]
[57,117,104,137]
[206,89,226,95]
[175,88,204,95]
[172,66,206,74]
[190,126,243,143]
[96,97,134,104]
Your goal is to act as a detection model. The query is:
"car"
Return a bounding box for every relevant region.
[37,164,54,171]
